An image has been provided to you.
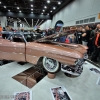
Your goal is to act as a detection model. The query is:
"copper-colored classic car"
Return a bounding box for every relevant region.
[0,31,88,76]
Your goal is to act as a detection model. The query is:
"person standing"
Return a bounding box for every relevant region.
[91,30,100,62]
[47,28,53,36]
[0,24,2,37]
[85,25,92,54]
[81,28,88,46]
[89,25,96,55]
[75,27,83,44]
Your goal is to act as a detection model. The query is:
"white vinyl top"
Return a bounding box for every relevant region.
[0,61,100,100]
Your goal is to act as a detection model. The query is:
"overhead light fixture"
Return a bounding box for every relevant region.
[42,10,45,12]
[41,13,43,15]
[31,4,33,7]
[35,19,39,26]
[31,9,33,10]
[53,7,56,10]
[17,7,19,9]
[47,0,50,3]
[19,11,21,12]
[31,12,33,13]
[50,10,52,12]
[44,6,47,9]
[17,18,21,22]
[38,20,43,26]
[8,10,10,12]
[24,18,30,27]
[0,2,1,4]
[58,1,61,5]
[4,6,6,8]
[30,0,33,1]
[32,19,33,27]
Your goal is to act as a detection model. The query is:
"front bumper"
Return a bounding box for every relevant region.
[61,53,88,76]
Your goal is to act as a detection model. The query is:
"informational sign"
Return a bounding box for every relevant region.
[50,86,72,100]
[13,91,32,100]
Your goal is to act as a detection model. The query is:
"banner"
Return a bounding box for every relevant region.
[54,20,64,33]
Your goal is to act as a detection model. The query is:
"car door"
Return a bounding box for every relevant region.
[0,39,25,62]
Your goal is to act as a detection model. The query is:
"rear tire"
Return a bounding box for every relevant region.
[42,57,60,73]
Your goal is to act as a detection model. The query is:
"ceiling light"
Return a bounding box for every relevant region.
[0,2,1,4]
[24,18,30,27]
[58,1,61,5]
[53,7,56,10]
[44,6,47,9]
[17,7,19,9]
[35,19,39,26]
[8,10,10,12]
[31,4,33,7]
[43,10,45,12]
[19,20,21,22]
[50,10,52,12]
[31,9,33,10]
[4,6,6,8]
[31,12,33,13]
[19,11,21,12]
[30,0,33,1]
[47,0,50,3]
[38,20,44,26]
[41,13,43,15]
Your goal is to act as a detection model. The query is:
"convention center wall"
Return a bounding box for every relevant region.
[40,0,100,30]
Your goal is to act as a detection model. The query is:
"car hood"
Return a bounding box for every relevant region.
[28,42,86,59]
[55,42,87,54]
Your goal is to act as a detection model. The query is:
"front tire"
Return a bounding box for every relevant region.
[42,57,60,73]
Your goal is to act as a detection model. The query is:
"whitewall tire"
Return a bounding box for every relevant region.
[42,57,60,73]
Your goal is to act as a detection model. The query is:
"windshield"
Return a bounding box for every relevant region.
[1,30,72,43]
[1,31,44,43]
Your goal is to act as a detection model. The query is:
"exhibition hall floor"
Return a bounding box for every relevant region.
[0,61,100,100]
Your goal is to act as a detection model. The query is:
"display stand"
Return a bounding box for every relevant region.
[47,73,55,79]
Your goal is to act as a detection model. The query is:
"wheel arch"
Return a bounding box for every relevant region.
[36,56,44,65]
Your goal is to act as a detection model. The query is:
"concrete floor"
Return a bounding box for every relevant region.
[0,61,100,100]
[88,56,100,68]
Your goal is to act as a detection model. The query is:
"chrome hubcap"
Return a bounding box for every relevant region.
[43,57,58,72]
[45,59,55,69]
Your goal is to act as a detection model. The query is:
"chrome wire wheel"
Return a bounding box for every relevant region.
[43,57,59,73]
